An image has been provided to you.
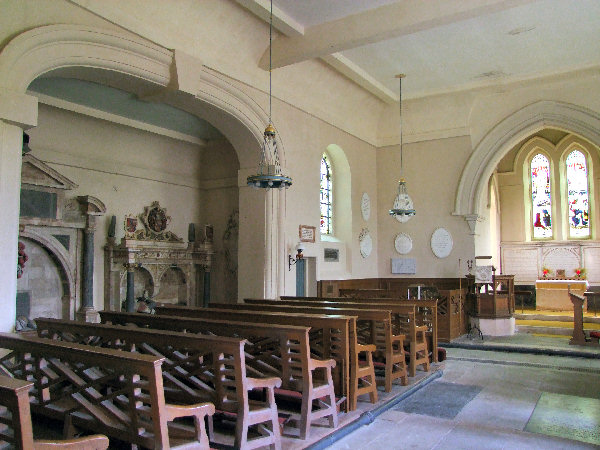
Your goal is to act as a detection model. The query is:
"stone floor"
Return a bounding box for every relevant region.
[324,346,600,449]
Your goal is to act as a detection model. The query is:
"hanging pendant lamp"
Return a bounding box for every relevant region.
[247,0,292,190]
[389,74,415,221]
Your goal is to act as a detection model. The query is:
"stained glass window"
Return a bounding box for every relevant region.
[531,154,552,239]
[566,150,590,238]
[320,154,332,235]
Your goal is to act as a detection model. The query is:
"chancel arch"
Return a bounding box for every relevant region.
[455,101,600,225]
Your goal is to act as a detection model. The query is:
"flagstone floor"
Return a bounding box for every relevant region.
[326,347,600,449]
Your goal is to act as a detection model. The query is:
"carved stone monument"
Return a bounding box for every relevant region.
[104,202,213,311]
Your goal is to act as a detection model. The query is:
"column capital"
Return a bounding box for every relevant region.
[124,262,140,272]
[465,214,483,235]
[77,195,106,231]
[0,90,38,129]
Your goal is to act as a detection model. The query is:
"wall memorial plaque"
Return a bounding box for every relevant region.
[299,225,316,243]
[324,248,339,262]
[394,232,412,255]
[430,227,453,258]
[361,192,371,221]
[392,258,416,274]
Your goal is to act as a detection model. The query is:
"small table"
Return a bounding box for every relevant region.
[535,279,588,310]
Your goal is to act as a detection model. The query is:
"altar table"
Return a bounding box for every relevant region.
[535,279,588,311]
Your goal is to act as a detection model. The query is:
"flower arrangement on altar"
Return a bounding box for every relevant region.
[574,268,586,279]
[541,266,552,278]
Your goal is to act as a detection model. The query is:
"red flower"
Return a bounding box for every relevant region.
[576,269,582,275]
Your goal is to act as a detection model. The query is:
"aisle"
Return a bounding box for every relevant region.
[326,348,600,449]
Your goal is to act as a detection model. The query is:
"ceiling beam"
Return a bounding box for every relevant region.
[237,0,397,103]
[235,0,304,37]
[322,53,397,103]
[259,0,540,70]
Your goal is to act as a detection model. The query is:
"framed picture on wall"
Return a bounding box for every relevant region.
[299,225,316,243]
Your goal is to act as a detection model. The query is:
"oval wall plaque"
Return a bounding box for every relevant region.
[430,227,453,258]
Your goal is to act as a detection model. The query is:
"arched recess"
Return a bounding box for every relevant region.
[325,144,352,244]
[119,266,154,306]
[18,229,76,319]
[454,101,600,232]
[319,144,353,276]
[0,24,289,300]
[156,267,187,305]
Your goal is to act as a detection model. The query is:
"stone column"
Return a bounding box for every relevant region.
[125,260,137,312]
[76,196,106,323]
[0,92,37,332]
[203,269,211,307]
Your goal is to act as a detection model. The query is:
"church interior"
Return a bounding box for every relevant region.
[0,0,599,448]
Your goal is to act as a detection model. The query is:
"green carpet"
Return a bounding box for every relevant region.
[525,392,600,445]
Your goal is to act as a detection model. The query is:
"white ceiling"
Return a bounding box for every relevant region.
[238,0,600,102]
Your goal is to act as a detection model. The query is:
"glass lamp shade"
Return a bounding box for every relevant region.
[247,124,292,189]
[389,179,416,220]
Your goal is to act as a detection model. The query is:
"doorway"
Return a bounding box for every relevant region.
[295,257,317,297]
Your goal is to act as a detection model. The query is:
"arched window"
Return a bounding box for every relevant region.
[530,153,552,239]
[566,149,590,238]
[320,154,332,235]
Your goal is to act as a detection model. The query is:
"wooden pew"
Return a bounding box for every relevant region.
[35,318,282,450]
[99,312,337,440]
[0,374,109,449]
[0,333,214,449]
[282,295,438,362]
[153,305,374,413]
[278,297,434,377]
[332,291,439,350]
[215,301,407,393]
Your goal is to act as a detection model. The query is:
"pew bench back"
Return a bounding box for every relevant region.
[98,311,339,438]
[0,333,214,449]
[152,306,355,411]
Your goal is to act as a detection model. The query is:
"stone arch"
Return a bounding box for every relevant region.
[18,229,76,319]
[0,24,284,167]
[0,24,287,300]
[454,101,600,226]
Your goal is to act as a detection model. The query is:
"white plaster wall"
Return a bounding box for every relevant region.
[0,0,127,41]
[272,97,379,288]
[377,136,475,278]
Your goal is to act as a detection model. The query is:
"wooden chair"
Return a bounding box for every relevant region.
[0,374,109,449]
[0,333,214,449]
[35,318,282,450]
